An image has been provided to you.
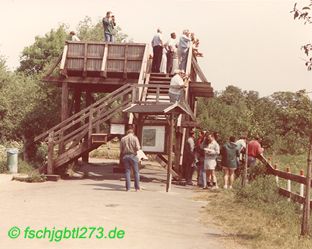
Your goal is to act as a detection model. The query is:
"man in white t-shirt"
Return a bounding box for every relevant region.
[70,31,80,41]
[168,69,186,103]
[165,32,178,74]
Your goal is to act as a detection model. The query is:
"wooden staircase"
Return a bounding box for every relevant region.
[144,73,172,103]
[35,83,134,174]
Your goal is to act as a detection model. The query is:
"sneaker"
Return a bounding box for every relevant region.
[229,186,233,190]
[223,185,228,189]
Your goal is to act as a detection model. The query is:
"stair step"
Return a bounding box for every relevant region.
[91,133,108,144]
[149,77,172,81]
[148,80,171,84]
[150,73,174,77]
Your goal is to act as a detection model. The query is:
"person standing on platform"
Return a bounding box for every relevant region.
[69,31,80,41]
[178,29,191,72]
[165,32,178,74]
[102,11,116,42]
[151,29,164,73]
[120,126,141,191]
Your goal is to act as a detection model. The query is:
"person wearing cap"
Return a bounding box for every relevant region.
[168,69,186,103]
[120,126,141,191]
[151,28,164,72]
[102,11,116,42]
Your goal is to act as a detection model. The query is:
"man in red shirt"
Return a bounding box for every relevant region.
[247,136,264,167]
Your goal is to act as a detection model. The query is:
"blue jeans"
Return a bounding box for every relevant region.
[104,33,114,42]
[123,154,140,190]
[197,162,203,186]
[247,156,257,167]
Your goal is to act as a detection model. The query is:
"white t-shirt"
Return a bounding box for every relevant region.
[169,74,184,95]
[71,35,80,41]
[166,38,178,53]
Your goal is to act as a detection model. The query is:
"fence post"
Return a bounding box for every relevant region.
[242,138,248,187]
[286,167,291,202]
[300,169,304,211]
[274,164,279,186]
[301,135,312,236]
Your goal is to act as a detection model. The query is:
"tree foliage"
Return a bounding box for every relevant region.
[291,1,312,70]
[197,86,312,154]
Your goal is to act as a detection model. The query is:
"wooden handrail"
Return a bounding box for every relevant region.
[258,155,309,186]
[34,83,131,142]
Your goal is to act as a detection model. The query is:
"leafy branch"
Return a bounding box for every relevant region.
[291,1,312,70]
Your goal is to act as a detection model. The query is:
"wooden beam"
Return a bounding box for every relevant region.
[47,132,54,174]
[83,43,88,77]
[101,43,108,78]
[82,91,93,163]
[156,154,180,179]
[59,82,69,154]
[123,44,128,79]
[61,82,69,121]
[166,114,174,192]
[60,45,68,70]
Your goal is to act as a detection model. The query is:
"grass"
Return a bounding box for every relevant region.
[89,142,120,159]
[197,161,312,249]
[198,155,312,249]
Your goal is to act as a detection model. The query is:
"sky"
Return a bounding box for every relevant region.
[0,0,311,96]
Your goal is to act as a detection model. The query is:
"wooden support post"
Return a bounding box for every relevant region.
[300,169,305,210]
[301,135,312,236]
[88,108,94,147]
[83,43,88,77]
[47,132,54,174]
[286,167,291,202]
[166,114,174,192]
[74,90,81,114]
[274,164,279,186]
[82,91,93,163]
[242,138,248,187]
[174,128,182,174]
[59,82,69,154]
[123,44,128,79]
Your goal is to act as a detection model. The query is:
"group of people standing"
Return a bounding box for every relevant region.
[151,29,201,74]
[184,131,264,189]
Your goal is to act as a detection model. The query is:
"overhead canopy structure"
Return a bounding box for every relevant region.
[123,101,196,121]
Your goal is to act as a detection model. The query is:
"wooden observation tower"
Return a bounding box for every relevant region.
[34,41,213,188]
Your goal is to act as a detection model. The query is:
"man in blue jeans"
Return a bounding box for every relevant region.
[120,126,141,191]
[102,11,116,42]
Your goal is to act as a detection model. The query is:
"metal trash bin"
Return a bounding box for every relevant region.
[7,148,19,173]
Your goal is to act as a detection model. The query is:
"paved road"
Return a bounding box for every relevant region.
[0,159,226,249]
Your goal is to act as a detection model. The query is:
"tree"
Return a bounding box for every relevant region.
[76,16,128,42]
[18,25,68,75]
[291,1,312,70]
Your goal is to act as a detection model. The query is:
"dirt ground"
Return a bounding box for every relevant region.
[0,158,243,249]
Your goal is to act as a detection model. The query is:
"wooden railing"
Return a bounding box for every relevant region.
[258,155,311,208]
[36,82,194,172]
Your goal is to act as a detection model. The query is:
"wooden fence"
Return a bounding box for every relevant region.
[258,155,311,208]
